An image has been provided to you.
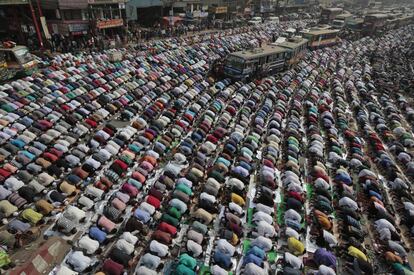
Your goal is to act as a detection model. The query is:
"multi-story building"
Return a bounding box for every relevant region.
[203,0,244,19]
[41,0,90,36]
[41,0,127,37]
[251,0,274,14]
[88,0,127,35]
[126,0,163,26]
[127,0,207,27]
[0,0,40,45]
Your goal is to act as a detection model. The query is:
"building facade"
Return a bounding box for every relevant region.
[41,0,90,37]
[42,0,127,36]
[127,0,208,26]
[0,0,39,45]
[88,0,127,35]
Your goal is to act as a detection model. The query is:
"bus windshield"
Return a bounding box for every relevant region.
[14,47,32,64]
[226,56,245,71]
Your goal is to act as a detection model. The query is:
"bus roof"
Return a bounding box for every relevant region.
[0,46,28,52]
[230,45,287,60]
[322,8,343,12]
[278,38,309,50]
[336,13,353,19]
[365,13,389,19]
[303,29,340,36]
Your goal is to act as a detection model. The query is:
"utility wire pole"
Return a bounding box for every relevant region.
[28,0,44,48]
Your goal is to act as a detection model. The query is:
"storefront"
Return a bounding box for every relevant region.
[210,6,228,20]
[94,18,125,40]
[96,18,124,29]
[49,21,90,36]
[0,1,34,45]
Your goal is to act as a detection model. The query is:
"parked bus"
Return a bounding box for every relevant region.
[267,16,280,23]
[398,14,414,27]
[223,45,287,80]
[301,29,340,49]
[278,37,309,68]
[320,8,343,24]
[0,45,37,81]
[331,13,353,29]
[363,13,389,35]
[248,17,262,25]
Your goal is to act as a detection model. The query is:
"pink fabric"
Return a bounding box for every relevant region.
[111,198,126,211]
[98,216,116,233]
[121,183,138,197]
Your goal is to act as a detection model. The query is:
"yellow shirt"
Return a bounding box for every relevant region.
[231,193,245,206]
[21,209,43,225]
[348,246,367,261]
[231,233,239,246]
[288,237,305,255]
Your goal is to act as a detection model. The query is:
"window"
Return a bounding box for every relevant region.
[226,56,244,71]
[259,57,267,65]
[62,9,83,20]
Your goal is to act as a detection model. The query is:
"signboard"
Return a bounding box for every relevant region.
[58,0,88,9]
[193,10,200,17]
[40,16,51,40]
[96,19,123,29]
[68,23,89,33]
[192,11,208,18]
[51,24,58,34]
[215,6,227,14]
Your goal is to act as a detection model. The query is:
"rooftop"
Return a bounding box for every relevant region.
[230,45,287,59]
[323,7,343,12]
[365,13,389,18]
[303,29,340,36]
[278,38,309,50]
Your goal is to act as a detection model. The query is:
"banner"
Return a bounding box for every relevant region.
[96,19,123,29]
[215,6,227,14]
[40,16,51,40]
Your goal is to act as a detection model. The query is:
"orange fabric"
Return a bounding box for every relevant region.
[385,251,403,264]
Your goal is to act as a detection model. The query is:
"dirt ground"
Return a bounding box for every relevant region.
[7,236,72,275]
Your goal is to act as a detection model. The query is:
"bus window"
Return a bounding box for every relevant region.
[260,57,267,65]
[245,60,256,70]
[226,56,245,71]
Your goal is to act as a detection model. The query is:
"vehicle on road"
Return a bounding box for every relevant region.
[0,45,37,81]
[222,45,287,80]
[248,17,263,25]
[267,16,280,23]
[301,29,340,49]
